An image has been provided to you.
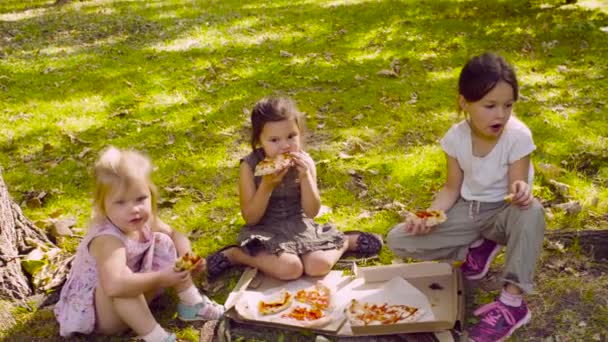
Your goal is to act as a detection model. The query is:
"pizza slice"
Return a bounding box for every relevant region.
[346,299,423,326]
[278,306,333,328]
[405,209,447,227]
[173,252,203,272]
[504,193,514,203]
[258,289,293,315]
[254,153,294,176]
[294,281,331,309]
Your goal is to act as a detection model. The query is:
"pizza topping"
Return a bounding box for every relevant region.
[173,252,202,272]
[406,209,447,227]
[258,289,293,315]
[347,299,422,326]
[294,282,330,309]
[414,210,443,219]
[281,306,325,321]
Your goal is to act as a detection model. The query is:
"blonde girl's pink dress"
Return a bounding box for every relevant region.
[54,219,177,337]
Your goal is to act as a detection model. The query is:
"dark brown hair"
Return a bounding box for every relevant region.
[250,97,305,150]
[458,53,518,102]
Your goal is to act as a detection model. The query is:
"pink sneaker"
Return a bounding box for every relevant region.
[461,238,501,280]
[468,299,531,342]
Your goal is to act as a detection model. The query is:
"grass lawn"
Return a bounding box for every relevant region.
[1,0,607,340]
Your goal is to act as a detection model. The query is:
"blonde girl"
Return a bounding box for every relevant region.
[54,147,223,341]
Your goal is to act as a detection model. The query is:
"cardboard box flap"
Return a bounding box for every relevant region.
[354,262,452,282]
[224,267,258,310]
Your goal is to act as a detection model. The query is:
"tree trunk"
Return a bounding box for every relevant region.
[546,229,608,260]
[0,167,54,300]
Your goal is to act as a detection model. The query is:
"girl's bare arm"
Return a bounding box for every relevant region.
[90,235,188,297]
[430,154,464,212]
[508,155,533,208]
[296,153,321,218]
[239,162,279,225]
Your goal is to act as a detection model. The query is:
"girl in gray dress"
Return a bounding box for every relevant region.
[207,97,382,280]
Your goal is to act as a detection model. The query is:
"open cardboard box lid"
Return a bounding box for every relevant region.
[224,262,464,338]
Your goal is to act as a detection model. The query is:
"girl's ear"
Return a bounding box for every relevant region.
[458,95,468,112]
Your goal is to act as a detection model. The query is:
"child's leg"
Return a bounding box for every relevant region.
[94,283,162,336]
[221,247,304,280]
[150,232,224,321]
[482,198,546,293]
[301,243,348,277]
[386,199,482,261]
[467,199,545,342]
[300,231,378,276]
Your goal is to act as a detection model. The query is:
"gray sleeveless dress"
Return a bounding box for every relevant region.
[237,149,345,256]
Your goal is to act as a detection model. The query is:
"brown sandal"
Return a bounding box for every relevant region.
[206,245,240,279]
[344,230,383,256]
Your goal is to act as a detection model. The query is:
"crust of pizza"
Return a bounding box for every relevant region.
[254,153,293,176]
[346,299,424,326]
[405,209,447,227]
[294,281,331,310]
[173,252,203,272]
[258,289,293,315]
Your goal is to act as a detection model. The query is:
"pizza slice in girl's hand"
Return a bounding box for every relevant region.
[254,153,294,176]
[405,209,447,227]
[258,289,293,315]
[174,252,203,272]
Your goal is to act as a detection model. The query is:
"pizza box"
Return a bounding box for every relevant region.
[224,262,464,338]
[345,261,464,336]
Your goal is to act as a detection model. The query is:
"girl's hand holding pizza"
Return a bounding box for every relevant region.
[290,151,314,177]
[260,167,290,188]
[404,219,432,235]
[509,180,532,209]
[192,257,207,275]
[159,266,190,288]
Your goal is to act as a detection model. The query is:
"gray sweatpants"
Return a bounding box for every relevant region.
[386,198,546,293]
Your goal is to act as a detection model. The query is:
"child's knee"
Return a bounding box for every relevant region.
[386,223,413,252]
[303,257,333,277]
[154,232,176,250]
[515,199,546,235]
[275,257,304,280]
[151,232,177,269]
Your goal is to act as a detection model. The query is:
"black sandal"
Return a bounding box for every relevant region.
[344,231,383,256]
[206,245,239,279]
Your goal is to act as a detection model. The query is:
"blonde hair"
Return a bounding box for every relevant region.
[93,146,158,220]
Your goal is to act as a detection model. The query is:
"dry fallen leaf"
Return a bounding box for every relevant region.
[554,201,581,216]
[376,69,399,78]
[338,152,354,159]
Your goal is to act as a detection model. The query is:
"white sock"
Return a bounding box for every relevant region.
[178,285,204,305]
[140,324,170,342]
[499,288,523,307]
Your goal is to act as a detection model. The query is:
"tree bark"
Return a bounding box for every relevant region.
[546,229,608,260]
[0,167,54,300]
